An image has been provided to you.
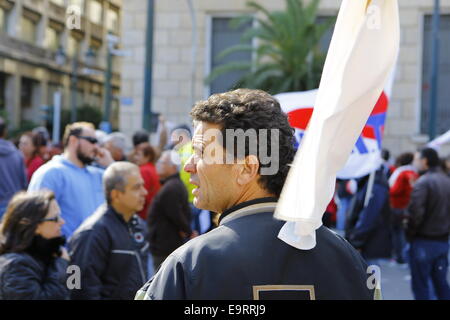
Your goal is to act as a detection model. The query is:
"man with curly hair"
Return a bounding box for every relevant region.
[136,89,374,300]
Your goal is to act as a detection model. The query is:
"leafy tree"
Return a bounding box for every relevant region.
[206,0,335,94]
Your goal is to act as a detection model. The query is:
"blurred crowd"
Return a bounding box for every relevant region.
[0,116,213,299]
[324,148,450,300]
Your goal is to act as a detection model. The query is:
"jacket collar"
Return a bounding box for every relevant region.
[107,205,134,226]
[160,172,180,184]
[218,197,278,226]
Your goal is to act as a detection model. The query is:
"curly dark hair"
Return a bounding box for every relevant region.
[190,88,295,197]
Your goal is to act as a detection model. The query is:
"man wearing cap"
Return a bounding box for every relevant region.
[136,89,375,300]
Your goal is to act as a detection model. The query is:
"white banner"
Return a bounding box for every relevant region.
[275,0,400,250]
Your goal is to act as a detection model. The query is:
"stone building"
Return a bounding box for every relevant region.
[121,0,450,157]
[0,0,122,133]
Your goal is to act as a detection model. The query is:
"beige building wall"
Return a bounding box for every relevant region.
[0,0,122,132]
[120,0,450,157]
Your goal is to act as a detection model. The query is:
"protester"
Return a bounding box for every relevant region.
[134,144,160,220]
[170,125,205,234]
[136,89,375,300]
[0,191,69,300]
[68,162,149,300]
[335,179,356,231]
[103,132,129,161]
[0,117,27,218]
[381,149,395,178]
[19,131,45,183]
[346,167,392,264]
[322,196,337,228]
[95,130,108,147]
[406,147,450,300]
[32,126,51,162]
[28,122,114,239]
[388,152,418,264]
[147,150,194,271]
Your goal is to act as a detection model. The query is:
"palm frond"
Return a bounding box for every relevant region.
[206,0,336,94]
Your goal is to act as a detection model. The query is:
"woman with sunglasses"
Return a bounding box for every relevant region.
[0,191,69,300]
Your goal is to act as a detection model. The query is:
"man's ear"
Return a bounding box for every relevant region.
[236,155,260,186]
[68,135,78,147]
[110,189,120,203]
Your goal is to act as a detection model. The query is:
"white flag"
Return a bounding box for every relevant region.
[274,0,400,250]
[427,129,450,150]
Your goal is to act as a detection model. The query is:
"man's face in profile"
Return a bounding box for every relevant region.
[184,122,236,213]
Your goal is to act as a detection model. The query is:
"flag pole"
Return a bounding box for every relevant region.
[363,170,376,208]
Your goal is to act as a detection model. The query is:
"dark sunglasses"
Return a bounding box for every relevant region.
[77,136,98,144]
[40,215,62,223]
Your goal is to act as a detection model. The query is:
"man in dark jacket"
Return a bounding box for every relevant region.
[136,89,376,300]
[345,167,393,264]
[0,117,27,217]
[68,162,149,300]
[406,148,450,300]
[147,150,193,271]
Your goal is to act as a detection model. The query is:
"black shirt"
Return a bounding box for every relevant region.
[137,198,375,300]
[147,173,192,257]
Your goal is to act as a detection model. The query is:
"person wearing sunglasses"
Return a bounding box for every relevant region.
[0,191,69,300]
[28,122,114,239]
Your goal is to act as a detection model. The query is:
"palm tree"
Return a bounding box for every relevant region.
[206,0,336,94]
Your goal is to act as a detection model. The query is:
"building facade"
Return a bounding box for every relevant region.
[120,0,450,157]
[0,0,122,134]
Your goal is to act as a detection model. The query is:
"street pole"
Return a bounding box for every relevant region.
[101,44,113,133]
[143,0,154,131]
[429,0,440,141]
[187,0,197,110]
[52,91,61,144]
[70,57,78,123]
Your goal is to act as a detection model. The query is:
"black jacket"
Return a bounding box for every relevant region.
[147,173,192,257]
[68,204,149,300]
[406,167,450,241]
[0,253,69,300]
[137,198,375,300]
[345,169,392,260]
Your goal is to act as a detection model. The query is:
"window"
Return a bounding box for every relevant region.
[68,35,81,58]
[421,14,450,136]
[87,38,101,66]
[316,16,335,55]
[45,27,61,51]
[106,8,119,34]
[21,77,37,109]
[209,17,253,95]
[89,0,103,25]
[21,16,37,44]
[69,0,85,14]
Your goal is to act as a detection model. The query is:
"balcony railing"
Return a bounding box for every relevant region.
[48,1,66,24]
[22,0,44,13]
